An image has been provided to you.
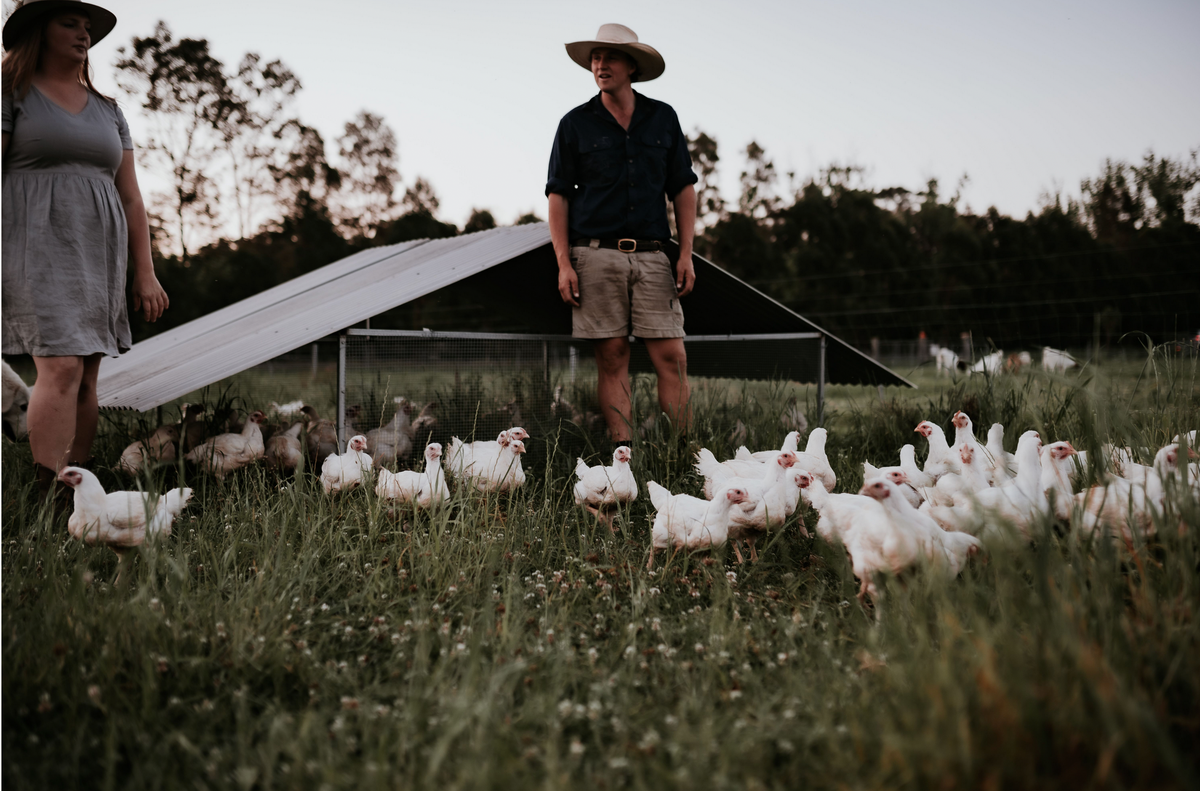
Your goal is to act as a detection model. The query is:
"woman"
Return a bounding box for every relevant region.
[2,0,168,500]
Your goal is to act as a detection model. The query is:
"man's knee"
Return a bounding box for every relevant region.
[594,339,631,376]
[649,340,687,377]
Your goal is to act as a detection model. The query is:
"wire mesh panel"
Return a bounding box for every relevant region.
[338,330,824,453]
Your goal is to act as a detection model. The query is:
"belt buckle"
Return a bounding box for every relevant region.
[617,238,637,253]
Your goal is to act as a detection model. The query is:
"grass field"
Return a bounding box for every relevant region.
[3,350,1199,789]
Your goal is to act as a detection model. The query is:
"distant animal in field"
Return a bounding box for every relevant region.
[1042,347,1077,374]
[971,351,1004,375]
[269,400,306,418]
[933,346,960,377]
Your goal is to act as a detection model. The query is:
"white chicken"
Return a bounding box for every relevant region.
[646,481,751,568]
[1040,441,1078,521]
[264,422,304,473]
[860,477,983,579]
[799,475,874,545]
[897,444,934,490]
[924,430,1044,540]
[184,410,266,480]
[729,428,836,493]
[915,420,960,481]
[970,350,1004,374]
[735,430,800,463]
[1075,443,1187,543]
[949,411,994,480]
[268,400,306,418]
[447,434,527,493]
[726,451,799,563]
[1,359,32,440]
[58,466,193,584]
[117,423,180,476]
[375,443,449,508]
[573,446,638,526]
[320,434,373,494]
[840,491,920,607]
[985,423,1016,483]
[926,442,992,508]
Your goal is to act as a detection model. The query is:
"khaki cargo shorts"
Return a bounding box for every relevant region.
[570,242,686,339]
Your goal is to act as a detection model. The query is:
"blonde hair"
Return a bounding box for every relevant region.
[2,11,111,101]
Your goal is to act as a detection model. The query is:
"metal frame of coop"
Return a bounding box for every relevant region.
[334,328,827,450]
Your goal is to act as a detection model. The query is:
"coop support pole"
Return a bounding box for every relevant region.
[311,343,318,378]
[817,333,826,427]
[543,341,549,384]
[337,333,347,452]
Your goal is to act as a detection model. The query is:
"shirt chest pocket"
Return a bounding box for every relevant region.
[640,131,672,185]
[579,135,621,186]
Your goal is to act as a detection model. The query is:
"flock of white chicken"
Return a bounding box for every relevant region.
[659,416,1196,607]
[53,386,1199,607]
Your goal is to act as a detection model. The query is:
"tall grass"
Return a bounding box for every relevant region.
[3,351,1198,789]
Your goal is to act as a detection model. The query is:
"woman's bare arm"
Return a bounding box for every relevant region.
[114,149,168,322]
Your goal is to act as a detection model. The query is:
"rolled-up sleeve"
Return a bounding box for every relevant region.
[545,117,577,198]
[663,109,698,199]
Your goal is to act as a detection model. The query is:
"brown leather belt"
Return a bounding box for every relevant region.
[574,238,664,253]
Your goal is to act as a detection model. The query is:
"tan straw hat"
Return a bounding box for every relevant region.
[3,0,117,50]
[565,23,665,83]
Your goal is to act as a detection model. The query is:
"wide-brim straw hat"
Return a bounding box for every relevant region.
[565,23,664,83]
[3,0,117,50]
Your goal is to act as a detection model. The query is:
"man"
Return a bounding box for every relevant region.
[546,23,698,444]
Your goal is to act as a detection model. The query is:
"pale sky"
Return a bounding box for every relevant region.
[60,0,1200,229]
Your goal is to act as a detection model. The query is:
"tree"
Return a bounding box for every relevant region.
[688,128,724,230]
[219,53,301,238]
[334,111,400,237]
[268,120,341,213]
[1081,159,1143,245]
[115,21,239,259]
[738,141,780,221]
[1131,150,1200,227]
[401,176,440,216]
[514,212,544,225]
[464,209,497,234]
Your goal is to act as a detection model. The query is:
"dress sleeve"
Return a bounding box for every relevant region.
[545,115,577,199]
[663,108,698,199]
[2,94,15,135]
[115,102,133,150]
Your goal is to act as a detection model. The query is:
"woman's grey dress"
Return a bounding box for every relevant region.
[2,86,134,357]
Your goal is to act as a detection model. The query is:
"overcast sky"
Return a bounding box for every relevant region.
[48,0,1200,228]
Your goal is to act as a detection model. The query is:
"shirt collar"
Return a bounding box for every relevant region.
[588,90,656,131]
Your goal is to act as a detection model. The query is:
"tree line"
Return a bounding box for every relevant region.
[117,22,1200,351]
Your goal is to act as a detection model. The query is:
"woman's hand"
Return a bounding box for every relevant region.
[132,270,169,322]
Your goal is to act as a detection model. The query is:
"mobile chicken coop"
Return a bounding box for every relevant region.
[96,223,911,447]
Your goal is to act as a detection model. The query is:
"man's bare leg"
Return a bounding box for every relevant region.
[594,337,632,441]
[645,337,690,434]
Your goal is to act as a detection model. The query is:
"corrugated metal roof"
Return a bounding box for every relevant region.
[97,222,911,411]
[97,225,552,410]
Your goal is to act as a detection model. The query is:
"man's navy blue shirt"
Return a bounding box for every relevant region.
[546,91,698,241]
